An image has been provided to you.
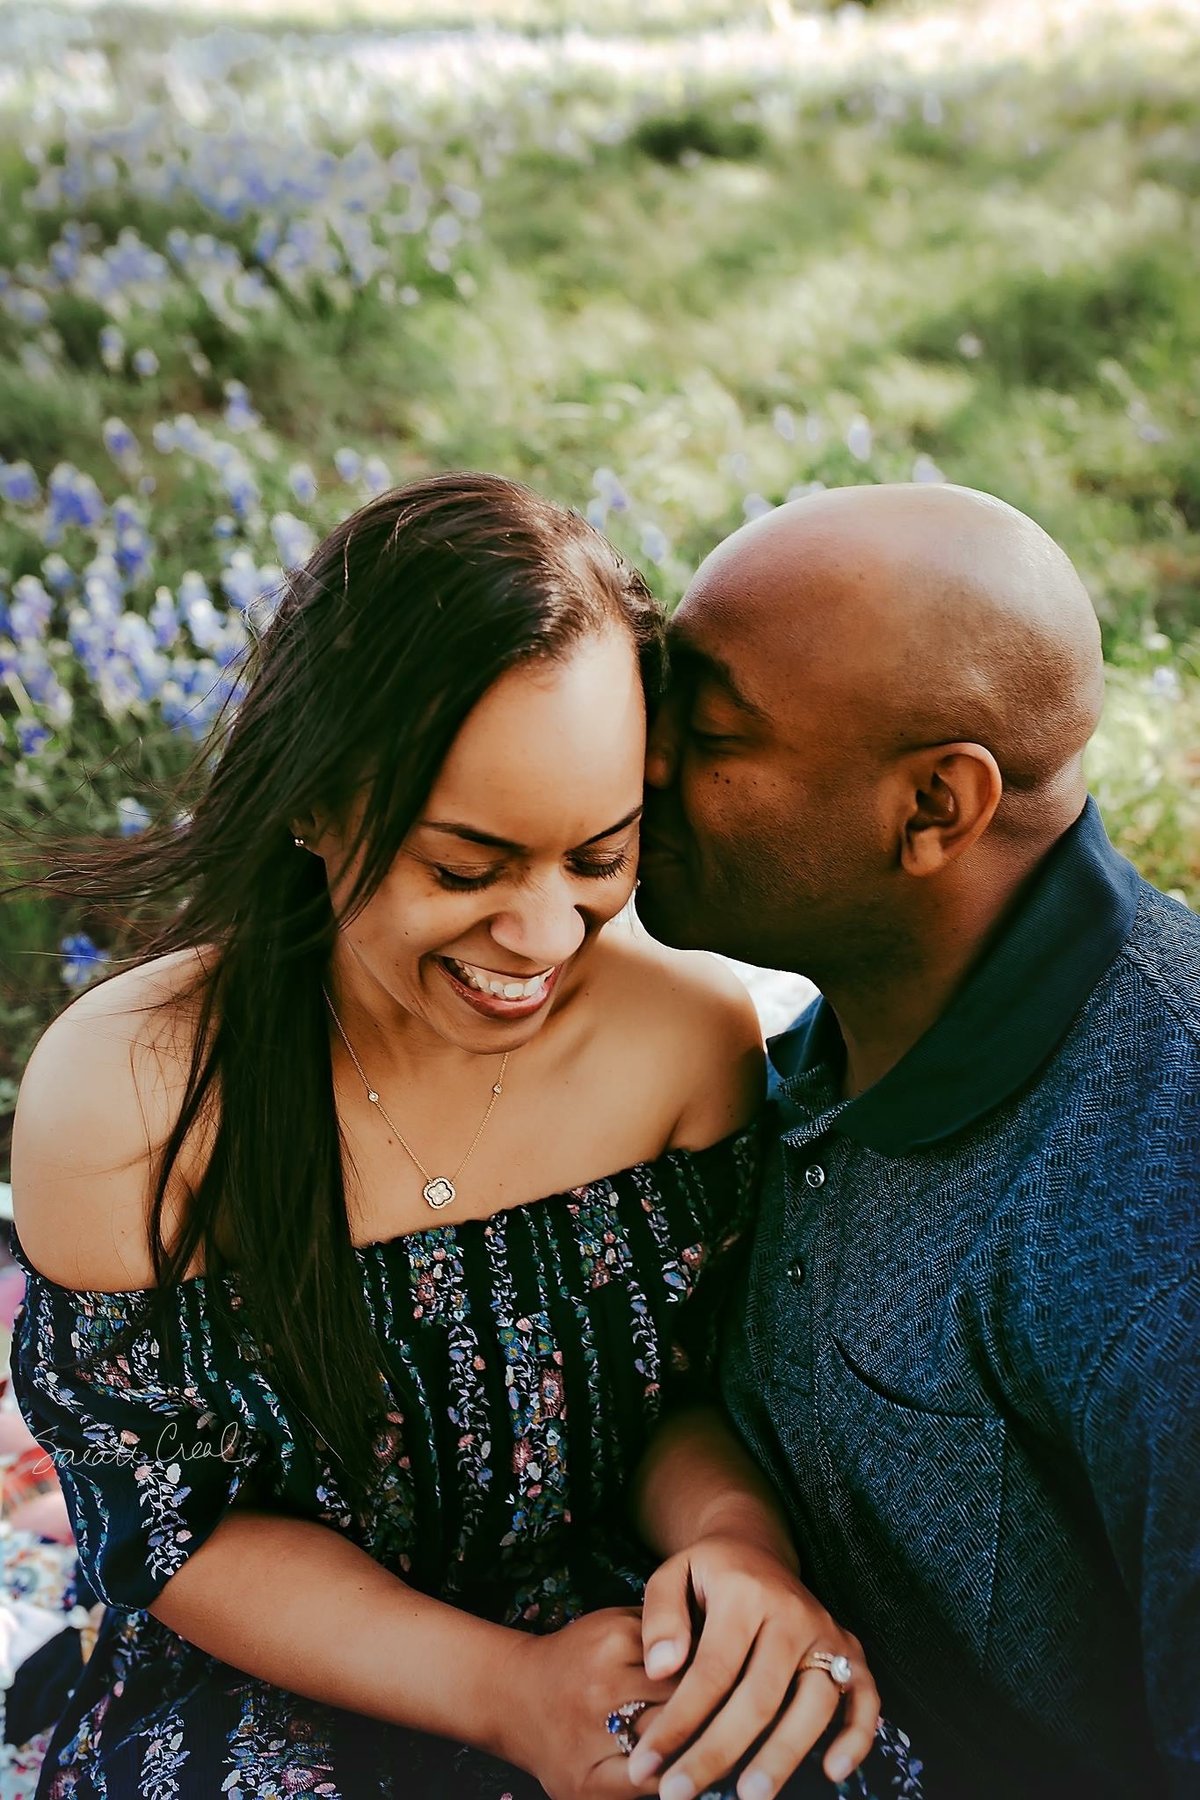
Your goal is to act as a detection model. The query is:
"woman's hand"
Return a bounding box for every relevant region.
[625,1536,880,1800]
[503,1606,679,1799]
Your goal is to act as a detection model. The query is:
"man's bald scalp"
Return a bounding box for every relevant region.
[684,484,1105,821]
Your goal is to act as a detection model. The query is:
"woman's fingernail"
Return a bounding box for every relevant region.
[627,1747,663,1783]
[658,1774,696,1800]
[826,1756,852,1785]
[645,1639,682,1678]
[738,1773,774,1800]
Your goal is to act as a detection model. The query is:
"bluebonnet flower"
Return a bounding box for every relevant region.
[17,719,52,758]
[99,324,125,371]
[212,514,237,539]
[912,454,945,483]
[2,287,50,327]
[132,346,160,377]
[845,415,873,461]
[60,933,109,989]
[585,498,608,529]
[773,405,798,443]
[362,455,391,495]
[0,461,40,506]
[742,493,773,521]
[223,380,261,432]
[10,575,53,640]
[270,511,315,569]
[149,586,179,649]
[592,467,630,513]
[103,418,140,467]
[288,462,318,504]
[221,456,261,519]
[41,554,75,595]
[334,446,362,482]
[444,183,483,220]
[151,420,177,454]
[47,462,106,534]
[639,523,670,564]
[1149,666,1182,701]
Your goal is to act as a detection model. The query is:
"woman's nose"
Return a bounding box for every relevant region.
[488,883,588,968]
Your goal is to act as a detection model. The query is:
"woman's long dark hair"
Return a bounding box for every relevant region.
[19,471,666,1510]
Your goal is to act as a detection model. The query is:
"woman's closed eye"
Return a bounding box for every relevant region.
[433,852,632,893]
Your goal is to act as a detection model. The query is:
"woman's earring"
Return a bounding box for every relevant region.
[293,836,307,848]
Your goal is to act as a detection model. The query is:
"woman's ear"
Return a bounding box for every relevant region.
[288,808,324,850]
[897,743,1002,877]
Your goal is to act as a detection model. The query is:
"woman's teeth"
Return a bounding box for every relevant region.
[445,958,552,1001]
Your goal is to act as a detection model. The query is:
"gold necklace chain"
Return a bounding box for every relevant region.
[322,986,509,1212]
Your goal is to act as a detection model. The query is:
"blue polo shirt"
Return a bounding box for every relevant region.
[720,798,1200,1800]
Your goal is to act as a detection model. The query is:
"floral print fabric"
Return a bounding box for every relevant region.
[8,1130,922,1799]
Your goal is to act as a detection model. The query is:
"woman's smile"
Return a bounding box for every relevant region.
[434,953,563,1020]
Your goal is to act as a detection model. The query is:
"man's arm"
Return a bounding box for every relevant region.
[1076,1269,1200,1796]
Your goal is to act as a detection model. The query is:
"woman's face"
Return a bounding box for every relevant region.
[318,628,647,1054]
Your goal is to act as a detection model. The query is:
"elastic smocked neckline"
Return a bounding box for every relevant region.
[7,1125,755,1304]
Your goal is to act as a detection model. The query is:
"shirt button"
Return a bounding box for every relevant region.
[805,1164,826,1189]
[788,1257,806,1287]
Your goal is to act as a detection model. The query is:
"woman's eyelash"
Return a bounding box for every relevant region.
[573,853,631,881]
[433,853,631,893]
[434,867,501,892]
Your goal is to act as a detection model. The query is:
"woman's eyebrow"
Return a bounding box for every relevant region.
[418,805,644,854]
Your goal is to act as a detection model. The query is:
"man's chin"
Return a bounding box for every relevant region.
[634,878,724,953]
[633,880,693,949]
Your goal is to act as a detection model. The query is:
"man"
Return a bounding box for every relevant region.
[637,483,1199,1799]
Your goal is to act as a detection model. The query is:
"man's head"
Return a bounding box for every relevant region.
[638,482,1105,977]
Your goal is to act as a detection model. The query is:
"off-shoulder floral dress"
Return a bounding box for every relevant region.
[8,1131,922,1800]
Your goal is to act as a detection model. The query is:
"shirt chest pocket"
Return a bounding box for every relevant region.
[813,1334,1006,1666]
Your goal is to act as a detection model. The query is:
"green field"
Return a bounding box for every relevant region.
[1,0,1198,1159]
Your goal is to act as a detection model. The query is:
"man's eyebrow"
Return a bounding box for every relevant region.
[418,805,644,854]
[668,638,770,724]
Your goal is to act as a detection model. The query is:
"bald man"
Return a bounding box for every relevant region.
[637,485,1199,1800]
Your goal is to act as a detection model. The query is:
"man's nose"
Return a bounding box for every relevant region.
[645,695,681,789]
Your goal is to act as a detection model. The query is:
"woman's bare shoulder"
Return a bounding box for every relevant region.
[592,919,766,1148]
[11,946,218,1291]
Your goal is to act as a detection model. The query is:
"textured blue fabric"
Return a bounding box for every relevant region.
[720,799,1200,1800]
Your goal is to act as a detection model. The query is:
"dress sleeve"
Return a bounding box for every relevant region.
[7,1242,268,1612]
[663,1124,761,1406]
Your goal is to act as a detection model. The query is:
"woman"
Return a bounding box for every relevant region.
[8,473,922,1800]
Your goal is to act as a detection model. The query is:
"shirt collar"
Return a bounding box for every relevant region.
[768,797,1143,1154]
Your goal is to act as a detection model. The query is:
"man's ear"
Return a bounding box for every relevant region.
[896,743,1002,877]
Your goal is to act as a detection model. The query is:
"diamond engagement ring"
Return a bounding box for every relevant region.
[606,1699,650,1756]
[800,1650,854,1691]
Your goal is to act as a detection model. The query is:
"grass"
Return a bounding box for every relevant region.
[0,0,1198,1168]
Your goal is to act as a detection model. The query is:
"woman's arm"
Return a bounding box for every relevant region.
[149,1507,524,1753]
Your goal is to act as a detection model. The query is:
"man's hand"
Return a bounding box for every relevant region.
[625,1536,880,1800]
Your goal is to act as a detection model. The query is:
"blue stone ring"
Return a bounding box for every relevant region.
[606,1698,650,1756]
